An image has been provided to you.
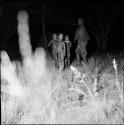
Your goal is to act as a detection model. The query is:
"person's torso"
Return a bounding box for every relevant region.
[65,41,71,51]
[56,40,65,52]
[77,25,89,41]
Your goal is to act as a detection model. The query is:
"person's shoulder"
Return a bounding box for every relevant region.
[80,25,85,28]
[50,39,54,42]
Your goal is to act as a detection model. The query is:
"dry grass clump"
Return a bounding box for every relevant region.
[1,50,123,124]
[52,55,124,124]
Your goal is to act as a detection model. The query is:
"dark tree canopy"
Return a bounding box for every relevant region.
[1,1,124,56]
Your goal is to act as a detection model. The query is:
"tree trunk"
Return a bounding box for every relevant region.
[93,19,110,53]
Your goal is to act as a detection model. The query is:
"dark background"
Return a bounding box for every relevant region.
[1,1,124,60]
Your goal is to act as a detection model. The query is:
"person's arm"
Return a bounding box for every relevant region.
[63,42,66,56]
[74,31,77,42]
[48,40,53,47]
[69,41,72,48]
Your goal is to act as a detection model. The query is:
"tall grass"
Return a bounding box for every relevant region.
[1,10,124,124]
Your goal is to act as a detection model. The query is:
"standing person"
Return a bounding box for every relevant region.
[64,35,72,67]
[74,18,90,63]
[55,33,66,72]
[48,33,57,61]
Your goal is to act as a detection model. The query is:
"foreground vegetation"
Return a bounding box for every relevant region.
[1,10,124,124]
[1,49,124,124]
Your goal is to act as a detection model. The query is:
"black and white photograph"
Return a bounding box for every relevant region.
[1,1,124,124]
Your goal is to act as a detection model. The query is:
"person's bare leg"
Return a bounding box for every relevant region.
[76,47,80,63]
[67,51,70,66]
[61,52,65,70]
[81,46,87,63]
[55,52,58,68]
[68,58,70,66]
[65,58,67,67]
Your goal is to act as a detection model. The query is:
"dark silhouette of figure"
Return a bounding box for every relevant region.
[48,33,58,61]
[55,33,66,70]
[74,18,90,63]
[64,35,72,67]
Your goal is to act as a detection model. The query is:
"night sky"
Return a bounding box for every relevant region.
[1,1,124,60]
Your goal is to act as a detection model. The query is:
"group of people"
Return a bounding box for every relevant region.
[48,33,71,70]
[48,18,90,71]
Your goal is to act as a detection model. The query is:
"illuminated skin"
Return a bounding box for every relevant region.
[64,35,72,67]
[48,33,58,60]
[58,33,63,41]
[55,33,65,70]
[74,18,90,62]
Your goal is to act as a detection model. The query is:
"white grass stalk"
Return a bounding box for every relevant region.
[112,59,123,103]
[93,78,98,96]
[70,65,94,99]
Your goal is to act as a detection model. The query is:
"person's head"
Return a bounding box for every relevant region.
[78,18,83,25]
[52,33,57,40]
[65,35,69,41]
[58,33,63,41]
